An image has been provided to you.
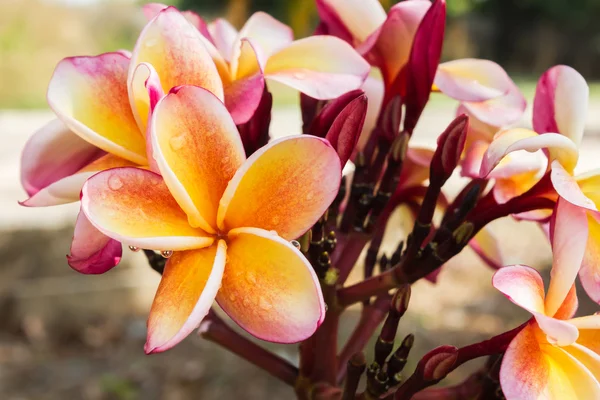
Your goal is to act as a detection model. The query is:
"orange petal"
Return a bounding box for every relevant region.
[47,53,146,164]
[500,323,600,400]
[146,241,226,353]
[218,135,341,240]
[574,318,600,355]
[545,197,588,317]
[129,6,224,130]
[580,213,600,303]
[265,36,370,100]
[553,284,578,321]
[217,228,324,343]
[81,167,213,251]
[150,86,246,233]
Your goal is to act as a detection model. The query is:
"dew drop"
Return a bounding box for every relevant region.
[108,174,123,191]
[271,215,280,225]
[243,298,250,307]
[128,245,140,252]
[161,250,173,258]
[293,71,306,80]
[221,156,230,164]
[305,192,314,201]
[290,240,301,250]
[145,38,158,47]
[169,134,186,150]
[246,271,257,284]
[229,293,236,302]
[258,296,272,311]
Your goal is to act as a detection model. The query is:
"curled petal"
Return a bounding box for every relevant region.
[151,86,246,233]
[551,162,597,211]
[469,226,503,270]
[579,212,600,303]
[81,167,213,251]
[500,323,600,400]
[462,80,527,127]
[47,53,146,164]
[128,62,165,136]
[481,128,579,178]
[146,241,226,353]
[217,228,325,343]
[208,18,238,62]
[436,59,512,102]
[360,1,429,85]
[317,0,386,43]
[129,6,224,129]
[20,119,104,199]
[533,65,589,147]
[545,197,588,316]
[493,265,546,314]
[67,209,122,274]
[460,140,487,179]
[21,153,136,207]
[553,284,579,321]
[570,315,600,330]
[265,36,370,100]
[218,135,341,240]
[532,312,579,346]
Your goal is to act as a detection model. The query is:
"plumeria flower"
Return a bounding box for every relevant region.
[494,198,600,399]
[20,7,230,274]
[480,66,600,301]
[80,85,341,352]
[144,4,371,124]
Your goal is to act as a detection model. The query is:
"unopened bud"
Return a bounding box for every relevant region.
[430,115,469,186]
[388,334,415,377]
[452,222,475,246]
[420,345,458,382]
[391,132,410,163]
[390,285,411,316]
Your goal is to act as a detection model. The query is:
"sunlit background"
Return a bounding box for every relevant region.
[1,0,598,398]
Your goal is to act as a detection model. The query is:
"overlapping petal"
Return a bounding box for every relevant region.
[128,62,165,136]
[216,228,324,343]
[146,241,226,353]
[128,6,224,130]
[492,265,546,314]
[435,59,512,102]
[151,86,246,233]
[265,36,370,99]
[551,161,597,211]
[20,119,104,203]
[208,18,238,62]
[356,76,384,152]
[47,53,147,164]
[81,167,213,251]
[218,135,341,240]
[501,324,600,400]
[545,198,589,316]
[317,0,386,43]
[67,210,122,274]
[462,80,527,127]
[579,213,600,303]
[533,65,589,147]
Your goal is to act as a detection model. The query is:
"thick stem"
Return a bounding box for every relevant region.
[310,283,340,386]
[199,310,298,386]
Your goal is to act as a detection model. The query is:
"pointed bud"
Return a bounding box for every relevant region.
[420,346,458,381]
[391,132,410,163]
[402,0,447,133]
[430,114,469,186]
[343,352,366,400]
[309,90,368,166]
[388,334,415,377]
[391,284,411,317]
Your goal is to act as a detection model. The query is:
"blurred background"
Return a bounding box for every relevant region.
[0,0,598,399]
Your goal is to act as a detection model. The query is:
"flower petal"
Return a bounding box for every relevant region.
[462,80,527,127]
[356,75,384,152]
[532,312,579,346]
[545,197,588,316]
[317,0,386,43]
[436,59,512,102]
[81,167,213,251]
[129,6,224,130]
[67,209,122,274]
[564,343,600,382]
[146,241,226,353]
[553,284,578,321]
[265,36,370,100]
[217,228,325,343]
[142,3,211,37]
[533,65,589,147]
[469,226,503,270]
[360,0,429,85]
[218,135,341,240]
[493,265,546,314]
[579,212,600,303]
[460,140,487,179]
[398,147,435,189]
[20,119,103,198]
[151,86,246,233]
[500,323,600,400]
[208,18,238,62]
[128,62,165,137]
[551,161,597,211]
[47,53,146,164]
[21,153,136,207]
[481,128,579,178]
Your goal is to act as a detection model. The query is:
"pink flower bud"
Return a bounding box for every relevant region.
[430,114,469,185]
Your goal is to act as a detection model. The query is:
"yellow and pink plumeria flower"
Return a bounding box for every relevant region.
[479,65,600,301]
[494,198,600,399]
[80,85,341,352]
[145,3,370,123]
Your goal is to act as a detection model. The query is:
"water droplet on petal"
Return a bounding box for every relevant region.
[305,192,314,201]
[258,296,272,311]
[293,71,306,80]
[128,245,140,252]
[161,250,173,258]
[108,174,123,191]
[271,215,280,225]
[291,240,301,250]
[324,304,329,312]
[243,298,250,307]
[245,271,257,284]
[145,38,158,47]
[229,293,236,302]
[169,134,185,150]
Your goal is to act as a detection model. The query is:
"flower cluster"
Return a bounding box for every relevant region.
[20,0,599,398]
